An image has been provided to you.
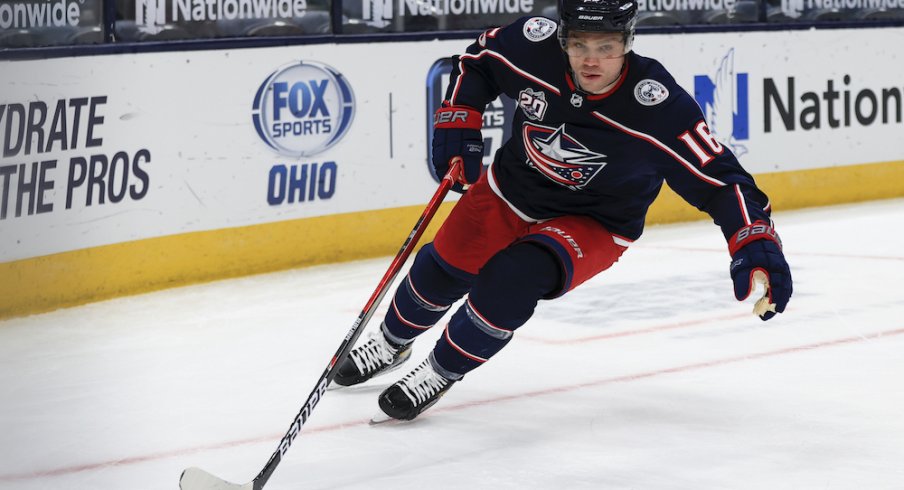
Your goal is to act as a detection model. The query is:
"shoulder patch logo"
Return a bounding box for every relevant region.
[518,88,548,121]
[523,17,557,42]
[634,79,669,106]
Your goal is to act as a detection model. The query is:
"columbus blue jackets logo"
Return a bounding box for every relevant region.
[694,49,749,157]
[253,61,355,157]
[522,123,607,190]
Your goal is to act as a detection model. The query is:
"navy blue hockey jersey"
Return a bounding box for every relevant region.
[445,16,772,247]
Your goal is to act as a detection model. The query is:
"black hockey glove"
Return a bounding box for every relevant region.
[432,105,484,193]
[728,221,792,321]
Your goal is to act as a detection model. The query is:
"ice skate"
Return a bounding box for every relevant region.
[376,355,457,421]
[333,329,412,387]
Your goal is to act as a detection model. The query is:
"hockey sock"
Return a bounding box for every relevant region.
[383,243,473,345]
[432,242,561,376]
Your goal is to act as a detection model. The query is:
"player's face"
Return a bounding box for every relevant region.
[563,31,626,94]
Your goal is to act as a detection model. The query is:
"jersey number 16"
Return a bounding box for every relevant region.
[678,121,724,167]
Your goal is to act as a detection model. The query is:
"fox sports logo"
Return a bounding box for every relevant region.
[252,61,355,157]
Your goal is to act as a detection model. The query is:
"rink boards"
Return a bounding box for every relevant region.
[1,27,903,318]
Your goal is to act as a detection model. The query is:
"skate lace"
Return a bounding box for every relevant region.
[400,361,448,404]
[349,333,397,374]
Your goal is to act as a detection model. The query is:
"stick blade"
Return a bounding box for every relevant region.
[180,467,253,490]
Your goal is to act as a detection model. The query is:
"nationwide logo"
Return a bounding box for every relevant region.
[0,0,87,29]
[361,0,536,28]
[361,0,393,27]
[522,123,607,190]
[636,0,742,12]
[136,0,313,32]
[136,0,165,33]
[780,0,904,18]
[780,0,804,17]
[252,61,355,157]
[694,48,749,158]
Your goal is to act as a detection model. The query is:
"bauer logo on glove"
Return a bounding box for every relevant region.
[432,104,486,192]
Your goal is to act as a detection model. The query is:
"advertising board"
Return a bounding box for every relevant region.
[1,27,902,317]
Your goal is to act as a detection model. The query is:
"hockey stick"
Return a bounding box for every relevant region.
[179,159,462,490]
[751,270,777,317]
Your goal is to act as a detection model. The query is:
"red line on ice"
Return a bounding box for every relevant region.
[517,311,750,345]
[2,327,901,483]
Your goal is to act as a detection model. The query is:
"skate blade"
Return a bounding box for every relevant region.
[330,354,413,392]
[369,411,396,425]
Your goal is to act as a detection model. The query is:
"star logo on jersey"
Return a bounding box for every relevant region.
[522,123,607,190]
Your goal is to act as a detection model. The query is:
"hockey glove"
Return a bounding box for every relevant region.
[432,105,484,193]
[728,221,792,321]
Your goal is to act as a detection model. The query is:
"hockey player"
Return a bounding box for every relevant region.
[334,0,793,421]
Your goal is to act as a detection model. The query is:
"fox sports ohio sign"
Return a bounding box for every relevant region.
[252,61,356,157]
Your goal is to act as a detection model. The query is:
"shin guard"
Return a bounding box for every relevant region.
[383,244,473,344]
[433,242,561,375]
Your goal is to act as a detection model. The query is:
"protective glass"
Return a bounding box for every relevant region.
[560,32,629,59]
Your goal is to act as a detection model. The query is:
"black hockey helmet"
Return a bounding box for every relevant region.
[557,0,638,55]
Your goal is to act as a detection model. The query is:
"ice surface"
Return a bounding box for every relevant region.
[1,198,903,490]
